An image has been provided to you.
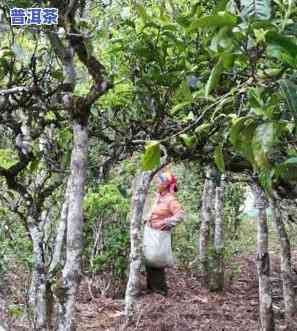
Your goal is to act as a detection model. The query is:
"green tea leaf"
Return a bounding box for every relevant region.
[175,80,193,103]
[229,116,257,164]
[266,31,297,58]
[214,144,225,172]
[142,141,161,171]
[135,4,148,22]
[0,149,19,169]
[279,79,297,125]
[29,158,39,172]
[189,12,238,31]
[180,134,195,147]
[221,52,235,68]
[252,122,275,169]
[274,157,297,181]
[205,58,224,96]
[194,123,212,136]
[171,101,192,114]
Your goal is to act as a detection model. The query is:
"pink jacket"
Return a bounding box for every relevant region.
[147,192,184,230]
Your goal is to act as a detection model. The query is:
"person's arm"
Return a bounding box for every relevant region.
[143,193,158,224]
[160,198,184,231]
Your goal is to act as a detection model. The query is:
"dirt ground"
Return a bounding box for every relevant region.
[1,253,296,330]
[76,254,297,331]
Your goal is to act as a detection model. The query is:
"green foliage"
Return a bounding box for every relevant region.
[0,207,33,278]
[229,116,258,164]
[274,157,297,181]
[172,214,198,269]
[7,305,24,319]
[229,116,283,175]
[171,101,192,114]
[214,144,225,173]
[205,58,224,96]
[252,122,278,169]
[5,0,34,6]
[224,182,245,238]
[266,31,297,59]
[11,43,31,66]
[135,3,149,22]
[84,174,131,297]
[0,57,10,80]
[180,133,196,147]
[220,182,247,278]
[84,184,129,217]
[0,241,9,276]
[174,80,193,104]
[1,0,297,309]
[173,173,246,277]
[142,141,161,171]
[99,81,133,109]
[280,79,297,126]
[91,228,129,276]
[170,163,203,268]
[189,12,238,31]
[0,149,19,169]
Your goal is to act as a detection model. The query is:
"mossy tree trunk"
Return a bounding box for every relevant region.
[55,120,88,331]
[28,215,47,331]
[125,171,152,320]
[269,196,296,329]
[253,183,275,331]
[198,166,216,287]
[210,175,225,291]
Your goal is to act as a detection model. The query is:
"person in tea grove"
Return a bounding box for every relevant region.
[144,168,184,295]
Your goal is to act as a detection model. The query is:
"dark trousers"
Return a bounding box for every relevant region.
[145,265,167,295]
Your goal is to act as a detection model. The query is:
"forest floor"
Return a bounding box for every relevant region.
[1,251,297,330]
[76,252,297,331]
[2,227,297,331]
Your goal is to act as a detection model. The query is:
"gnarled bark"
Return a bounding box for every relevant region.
[253,184,275,331]
[49,177,71,277]
[125,171,152,320]
[42,176,71,329]
[28,216,47,331]
[269,196,296,329]
[55,120,88,331]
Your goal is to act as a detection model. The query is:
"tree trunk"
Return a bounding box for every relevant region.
[28,217,47,331]
[125,171,152,320]
[56,120,88,331]
[269,196,296,329]
[45,176,72,329]
[210,175,225,291]
[198,166,216,287]
[253,184,275,331]
[49,176,71,276]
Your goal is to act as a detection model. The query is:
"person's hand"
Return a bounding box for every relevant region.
[160,222,174,231]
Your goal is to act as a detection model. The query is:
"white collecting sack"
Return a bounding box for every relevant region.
[143,225,174,268]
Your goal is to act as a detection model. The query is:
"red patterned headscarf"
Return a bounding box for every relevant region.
[158,169,177,193]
